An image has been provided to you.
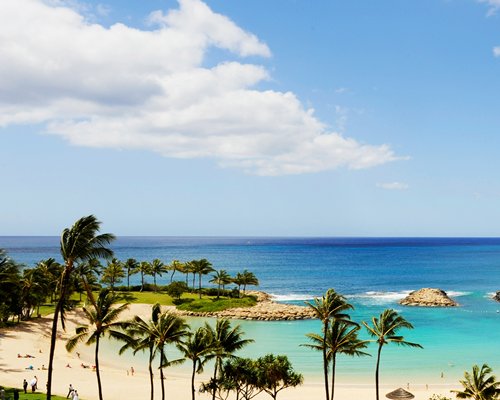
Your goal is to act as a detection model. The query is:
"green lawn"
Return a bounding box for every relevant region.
[36,290,256,316]
[176,296,257,312]
[0,386,68,400]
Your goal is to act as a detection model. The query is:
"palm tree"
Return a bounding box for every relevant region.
[149,259,166,291]
[65,289,129,400]
[101,258,125,291]
[178,326,215,400]
[362,309,422,400]
[169,260,184,283]
[34,258,61,303]
[0,249,22,323]
[190,259,215,299]
[74,258,102,302]
[155,311,189,400]
[303,320,369,400]
[137,261,152,292]
[205,319,254,400]
[123,303,162,400]
[123,258,139,291]
[451,364,500,400]
[209,270,232,299]
[240,270,259,294]
[305,289,353,400]
[47,215,115,400]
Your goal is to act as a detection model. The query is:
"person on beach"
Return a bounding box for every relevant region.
[130,366,134,376]
[22,379,27,394]
[66,384,74,398]
[30,377,36,393]
[72,390,79,400]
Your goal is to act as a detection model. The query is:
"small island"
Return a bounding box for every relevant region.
[493,291,500,302]
[399,288,458,307]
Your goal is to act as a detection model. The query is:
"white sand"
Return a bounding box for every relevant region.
[0,304,458,400]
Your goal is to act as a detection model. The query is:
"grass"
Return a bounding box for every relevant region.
[176,296,257,312]
[0,386,67,400]
[34,290,256,317]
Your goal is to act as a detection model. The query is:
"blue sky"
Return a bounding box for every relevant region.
[1,0,500,236]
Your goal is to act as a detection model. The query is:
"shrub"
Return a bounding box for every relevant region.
[166,281,188,299]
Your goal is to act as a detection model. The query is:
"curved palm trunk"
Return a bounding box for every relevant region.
[46,298,61,400]
[191,360,197,400]
[375,343,383,400]
[148,346,155,400]
[170,269,175,283]
[95,336,104,400]
[330,354,336,400]
[47,267,71,400]
[141,272,145,292]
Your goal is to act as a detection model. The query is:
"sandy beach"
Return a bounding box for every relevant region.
[0,304,460,400]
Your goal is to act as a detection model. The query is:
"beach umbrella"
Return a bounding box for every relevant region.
[385,388,415,399]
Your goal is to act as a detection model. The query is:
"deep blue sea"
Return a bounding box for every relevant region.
[2,236,499,384]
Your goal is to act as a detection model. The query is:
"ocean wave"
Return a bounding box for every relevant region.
[446,291,471,297]
[347,290,412,305]
[270,293,314,302]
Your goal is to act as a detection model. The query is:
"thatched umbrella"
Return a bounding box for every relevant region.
[385,388,415,399]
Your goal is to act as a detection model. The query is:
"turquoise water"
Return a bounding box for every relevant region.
[2,236,500,383]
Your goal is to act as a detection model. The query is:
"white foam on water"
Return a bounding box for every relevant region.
[270,293,314,302]
[347,290,413,305]
[446,291,471,297]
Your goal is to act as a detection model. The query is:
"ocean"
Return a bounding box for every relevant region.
[2,236,499,384]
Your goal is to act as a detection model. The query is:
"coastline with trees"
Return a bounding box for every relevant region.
[1,215,499,400]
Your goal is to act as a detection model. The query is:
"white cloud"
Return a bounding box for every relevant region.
[494,47,500,57]
[0,0,402,176]
[478,0,500,16]
[377,182,409,190]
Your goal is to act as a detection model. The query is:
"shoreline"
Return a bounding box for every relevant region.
[0,304,461,400]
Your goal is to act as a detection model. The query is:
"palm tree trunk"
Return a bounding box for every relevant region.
[127,269,130,290]
[95,336,104,400]
[375,343,383,400]
[171,269,175,283]
[149,347,154,400]
[191,360,197,400]
[211,358,219,400]
[46,297,61,400]
[160,365,166,400]
[47,266,71,400]
[330,355,336,400]
[217,283,221,300]
[141,272,145,292]
[198,273,202,299]
[154,273,157,292]
[192,274,196,291]
[322,321,330,400]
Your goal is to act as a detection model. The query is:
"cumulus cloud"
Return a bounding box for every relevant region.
[0,0,401,175]
[377,182,409,190]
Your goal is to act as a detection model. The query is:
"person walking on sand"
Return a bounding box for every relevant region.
[72,390,79,400]
[22,379,27,394]
[130,366,134,376]
[66,384,74,398]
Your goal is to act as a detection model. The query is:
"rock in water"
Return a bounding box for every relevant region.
[493,291,500,302]
[400,288,458,307]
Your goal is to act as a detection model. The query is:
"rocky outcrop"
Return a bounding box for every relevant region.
[399,288,458,307]
[493,291,500,302]
[177,291,315,321]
